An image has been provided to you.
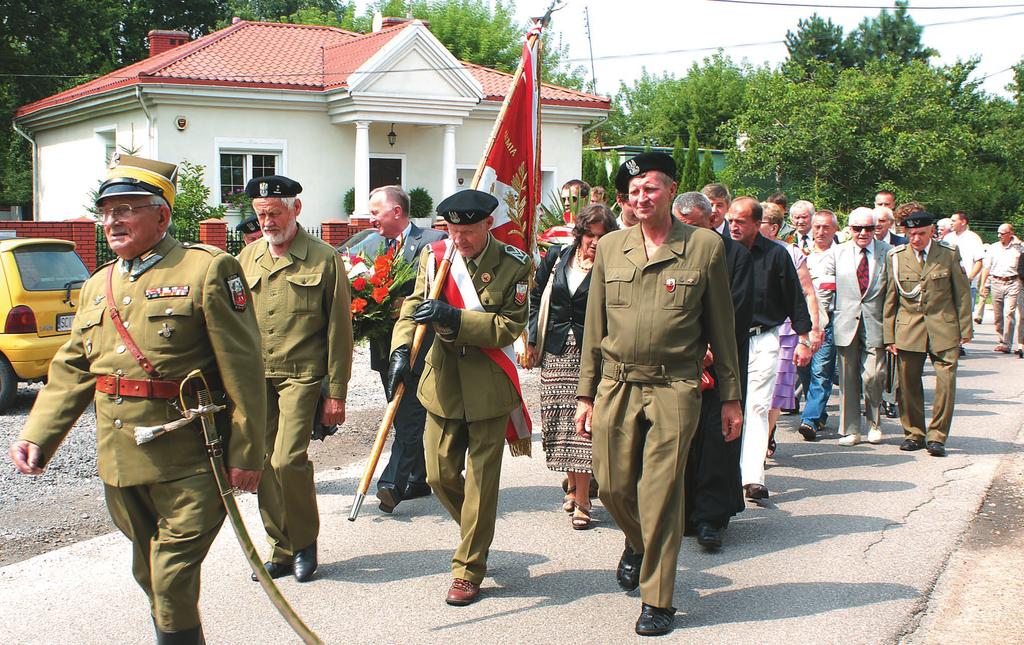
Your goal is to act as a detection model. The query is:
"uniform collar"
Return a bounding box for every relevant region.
[254,227,311,274]
[620,218,689,270]
[118,234,175,279]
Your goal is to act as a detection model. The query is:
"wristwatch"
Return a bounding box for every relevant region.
[798,338,812,348]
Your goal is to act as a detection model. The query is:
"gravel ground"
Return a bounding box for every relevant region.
[0,344,437,566]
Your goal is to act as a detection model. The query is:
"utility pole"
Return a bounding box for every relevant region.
[583,6,597,94]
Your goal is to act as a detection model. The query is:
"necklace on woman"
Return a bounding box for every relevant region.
[574,247,594,272]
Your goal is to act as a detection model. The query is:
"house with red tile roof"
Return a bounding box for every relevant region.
[14,18,610,224]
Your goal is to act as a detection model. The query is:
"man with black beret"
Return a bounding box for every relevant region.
[576,152,743,635]
[388,188,533,606]
[236,215,262,245]
[883,211,972,457]
[237,174,354,582]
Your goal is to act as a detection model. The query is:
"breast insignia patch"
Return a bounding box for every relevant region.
[515,281,528,305]
[226,274,247,311]
[145,285,190,299]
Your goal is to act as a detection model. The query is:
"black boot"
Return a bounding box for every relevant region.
[154,622,205,645]
[294,542,318,582]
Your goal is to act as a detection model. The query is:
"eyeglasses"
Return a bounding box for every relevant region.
[851,225,876,232]
[99,203,161,221]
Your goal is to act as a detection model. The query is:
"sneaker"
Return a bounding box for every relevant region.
[838,433,861,446]
[867,427,883,444]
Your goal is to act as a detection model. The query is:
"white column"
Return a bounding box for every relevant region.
[441,124,457,198]
[353,120,371,218]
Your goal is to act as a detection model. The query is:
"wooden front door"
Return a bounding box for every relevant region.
[369,158,402,189]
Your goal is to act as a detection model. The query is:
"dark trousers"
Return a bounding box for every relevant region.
[376,370,428,492]
[685,387,744,530]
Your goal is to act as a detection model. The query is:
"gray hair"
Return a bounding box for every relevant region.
[873,206,893,223]
[847,207,876,226]
[672,192,712,217]
[790,199,815,219]
[369,185,410,215]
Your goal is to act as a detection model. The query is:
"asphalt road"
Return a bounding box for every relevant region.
[0,326,1021,644]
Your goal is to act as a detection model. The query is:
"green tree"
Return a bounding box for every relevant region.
[846,0,936,69]
[681,130,699,192]
[783,14,851,79]
[698,151,716,188]
[671,136,686,185]
[172,161,226,227]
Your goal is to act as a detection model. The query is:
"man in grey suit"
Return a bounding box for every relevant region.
[821,207,891,446]
[347,185,447,512]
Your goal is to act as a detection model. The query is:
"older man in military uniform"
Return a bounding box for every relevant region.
[883,211,972,457]
[8,155,266,644]
[388,189,532,606]
[575,153,743,636]
[237,175,353,582]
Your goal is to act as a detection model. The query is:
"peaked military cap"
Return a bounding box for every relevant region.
[615,152,677,193]
[902,211,935,229]
[97,154,178,208]
[245,175,302,199]
[436,189,499,225]
[236,216,260,234]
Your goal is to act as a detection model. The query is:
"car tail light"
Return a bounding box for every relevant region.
[5,305,37,334]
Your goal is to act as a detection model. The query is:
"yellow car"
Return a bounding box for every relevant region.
[0,237,89,411]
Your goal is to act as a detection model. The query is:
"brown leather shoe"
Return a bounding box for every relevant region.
[445,578,481,606]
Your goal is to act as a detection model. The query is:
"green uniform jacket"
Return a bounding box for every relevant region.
[237,228,353,399]
[883,241,973,353]
[19,236,267,487]
[392,236,532,422]
[578,220,741,401]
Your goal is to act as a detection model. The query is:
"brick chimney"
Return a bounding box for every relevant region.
[147,30,190,57]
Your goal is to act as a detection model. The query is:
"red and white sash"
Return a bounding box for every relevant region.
[430,240,532,456]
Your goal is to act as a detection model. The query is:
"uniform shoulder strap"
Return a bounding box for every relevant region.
[105,265,159,377]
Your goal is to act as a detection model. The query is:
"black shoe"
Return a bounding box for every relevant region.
[959,346,966,357]
[293,542,317,582]
[616,541,643,591]
[635,604,676,636]
[696,522,723,550]
[798,422,817,442]
[376,484,401,513]
[403,481,432,500]
[1016,349,1023,359]
[155,624,205,645]
[900,438,926,452]
[884,402,899,419]
[251,559,292,581]
[745,483,769,500]
[926,441,946,457]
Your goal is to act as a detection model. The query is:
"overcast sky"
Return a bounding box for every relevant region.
[506,0,1023,99]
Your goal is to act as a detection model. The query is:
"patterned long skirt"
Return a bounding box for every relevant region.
[539,334,592,473]
[772,318,800,410]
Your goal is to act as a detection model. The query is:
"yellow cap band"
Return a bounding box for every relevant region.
[106,164,176,208]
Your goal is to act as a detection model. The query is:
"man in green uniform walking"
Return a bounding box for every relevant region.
[883,211,972,457]
[575,153,743,636]
[9,155,267,644]
[388,189,532,606]
[237,175,353,582]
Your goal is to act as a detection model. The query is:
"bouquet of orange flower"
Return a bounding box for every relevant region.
[344,245,417,344]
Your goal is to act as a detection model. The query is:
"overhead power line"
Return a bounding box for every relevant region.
[708,0,1024,9]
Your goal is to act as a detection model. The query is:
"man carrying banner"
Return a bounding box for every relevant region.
[387,189,533,606]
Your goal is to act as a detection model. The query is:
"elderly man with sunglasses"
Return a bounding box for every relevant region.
[820,207,892,445]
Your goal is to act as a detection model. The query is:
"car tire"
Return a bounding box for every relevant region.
[0,357,18,412]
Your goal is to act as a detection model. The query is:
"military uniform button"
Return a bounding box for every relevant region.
[129,276,137,282]
[116,369,125,376]
[114,397,123,405]
[114,419,123,429]
[165,307,173,315]
[116,345,126,353]
[122,296,132,305]
[123,320,130,329]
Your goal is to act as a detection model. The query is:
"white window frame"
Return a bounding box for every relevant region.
[94,125,117,168]
[213,137,288,204]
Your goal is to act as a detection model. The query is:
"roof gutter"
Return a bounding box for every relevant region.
[135,86,153,152]
[12,121,38,220]
[582,113,608,136]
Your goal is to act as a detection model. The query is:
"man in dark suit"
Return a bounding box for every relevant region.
[674,192,752,551]
[874,203,907,247]
[347,185,446,512]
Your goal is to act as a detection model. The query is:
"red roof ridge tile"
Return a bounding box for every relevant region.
[461,60,610,105]
[322,21,407,53]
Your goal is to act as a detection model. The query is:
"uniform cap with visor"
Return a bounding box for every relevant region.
[96,154,178,209]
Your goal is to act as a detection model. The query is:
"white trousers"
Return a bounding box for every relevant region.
[740,328,781,487]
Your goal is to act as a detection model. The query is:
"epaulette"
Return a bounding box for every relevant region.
[937,240,954,250]
[181,241,224,255]
[504,244,529,264]
[91,258,117,276]
[888,244,907,255]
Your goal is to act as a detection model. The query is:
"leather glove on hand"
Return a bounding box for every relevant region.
[412,299,461,336]
[385,345,411,402]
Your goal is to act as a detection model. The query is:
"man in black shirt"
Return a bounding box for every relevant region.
[727,197,812,500]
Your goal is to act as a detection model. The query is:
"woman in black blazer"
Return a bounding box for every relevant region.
[527,204,618,529]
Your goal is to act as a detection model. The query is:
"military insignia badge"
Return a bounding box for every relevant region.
[449,211,461,224]
[481,272,492,283]
[515,281,528,305]
[144,285,190,299]
[259,181,269,197]
[664,277,676,293]
[226,274,247,311]
[626,159,640,176]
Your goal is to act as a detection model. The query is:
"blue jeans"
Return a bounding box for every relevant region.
[801,323,836,428]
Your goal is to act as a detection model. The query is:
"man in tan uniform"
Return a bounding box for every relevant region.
[8,155,266,644]
[389,189,532,606]
[883,211,972,457]
[237,175,353,582]
[575,153,743,636]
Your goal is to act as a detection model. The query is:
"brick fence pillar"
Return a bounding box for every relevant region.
[65,217,99,272]
[199,219,227,250]
[321,219,349,248]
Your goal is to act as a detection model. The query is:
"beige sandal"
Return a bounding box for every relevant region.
[562,487,576,513]
[572,503,592,530]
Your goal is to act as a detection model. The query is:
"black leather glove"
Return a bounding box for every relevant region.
[412,299,461,336]
[385,345,411,401]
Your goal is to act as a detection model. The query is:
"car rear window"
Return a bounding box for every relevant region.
[12,244,90,292]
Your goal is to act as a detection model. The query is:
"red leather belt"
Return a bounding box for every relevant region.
[95,373,222,399]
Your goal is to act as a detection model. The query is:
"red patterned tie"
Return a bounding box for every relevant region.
[857,247,869,295]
